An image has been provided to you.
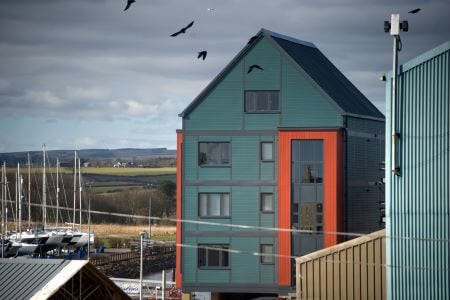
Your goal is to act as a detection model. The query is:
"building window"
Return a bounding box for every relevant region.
[198,193,230,217]
[198,142,231,166]
[261,142,274,161]
[261,193,274,213]
[244,91,280,113]
[260,244,274,264]
[198,244,230,268]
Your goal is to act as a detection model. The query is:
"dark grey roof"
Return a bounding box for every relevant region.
[0,258,69,299]
[180,28,384,120]
[268,31,384,119]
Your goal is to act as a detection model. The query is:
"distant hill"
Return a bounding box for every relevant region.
[0,148,176,166]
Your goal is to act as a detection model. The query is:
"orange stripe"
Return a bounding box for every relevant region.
[277,130,343,286]
[175,132,183,288]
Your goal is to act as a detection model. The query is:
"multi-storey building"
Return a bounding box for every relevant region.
[176,29,384,296]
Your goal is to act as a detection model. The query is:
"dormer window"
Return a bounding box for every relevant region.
[244,91,280,113]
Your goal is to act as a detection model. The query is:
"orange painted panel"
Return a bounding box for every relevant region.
[277,130,343,287]
[175,132,183,288]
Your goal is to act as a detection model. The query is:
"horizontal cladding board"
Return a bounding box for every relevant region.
[184,231,278,237]
[185,180,277,186]
[182,283,279,294]
[183,130,278,136]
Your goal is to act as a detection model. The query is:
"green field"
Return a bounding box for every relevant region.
[6,167,176,176]
[81,167,175,176]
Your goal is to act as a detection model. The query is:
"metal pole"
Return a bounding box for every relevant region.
[73,151,77,231]
[43,144,47,229]
[140,232,144,300]
[56,158,59,228]
[161,269,166,300]
[28,153,31,228]
[149,197,152,239]
[78,158,82,232]
[391,35,400,174]
[87,186,91,260]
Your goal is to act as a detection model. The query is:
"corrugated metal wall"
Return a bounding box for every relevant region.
[386,42,450,299]
[296,229,386,300]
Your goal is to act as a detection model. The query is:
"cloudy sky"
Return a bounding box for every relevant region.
[0,0,449,153]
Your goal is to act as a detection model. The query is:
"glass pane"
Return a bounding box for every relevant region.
[269,92,279,111]
[208,248,220,266]
[299,141,315,162]
[300,185,315,202]
[314,141,323,161]
[207,143,221,165]
[261,193,273,211]
[208,194,221,216]
[199,143,208,165]
[301,163,315,183]
[199,194,207,216]
[261,244,274,263]
[221,194,230,216]
[261,142,273,160]
[256,93,268,111]
[221,248,229,266]
[198,247,206,267]
[220,143,230,164]
[244,92,255,112]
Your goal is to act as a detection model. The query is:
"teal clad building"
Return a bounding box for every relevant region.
[176,29,385,296]
[386,41,450,299]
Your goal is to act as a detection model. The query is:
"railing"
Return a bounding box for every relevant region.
[90,244,175,266]
[295,229,386,300]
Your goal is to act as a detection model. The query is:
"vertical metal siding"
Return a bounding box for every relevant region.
[386,43,449,299]
[295,229,386,300]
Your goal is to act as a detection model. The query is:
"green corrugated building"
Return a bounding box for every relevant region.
[385,41,450,299]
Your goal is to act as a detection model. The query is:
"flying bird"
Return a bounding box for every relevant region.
[170,21,195,37]
[197,51,207,60]
[408,8,421,14]
[247,64,263,73]
[247,35,258,45]
[124,0,135,11]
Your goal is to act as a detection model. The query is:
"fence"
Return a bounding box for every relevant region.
[295,229,386,300]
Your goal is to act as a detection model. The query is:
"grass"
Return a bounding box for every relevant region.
[91,223,176,238]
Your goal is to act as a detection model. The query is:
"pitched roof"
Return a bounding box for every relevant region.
[0,258,71,299]
[0,258,129,299]
[180,28,384,120]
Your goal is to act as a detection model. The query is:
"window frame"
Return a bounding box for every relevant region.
[198,192,231,218]
[198,142,231,167]
[260,193,274,213]
[244,90,280,113]
[261,141,274,161]
[260,244,274,264]
[198,244,230,269]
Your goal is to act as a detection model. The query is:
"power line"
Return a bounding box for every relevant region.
[3,200,450,244]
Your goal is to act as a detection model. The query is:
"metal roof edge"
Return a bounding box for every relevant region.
[343,112,385,122]
[263,32,346,115]
[30,260,88,300]
[387,40,450,78]
[261,28,317,49]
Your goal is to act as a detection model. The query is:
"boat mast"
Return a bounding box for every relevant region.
[73,151,77,231]
[18,164,22,240]
[15,164,18,234]
[56,157,59,228]
[1,163,4,243]
[78,157,82,232]
[3,163,7,235]
[28,153,31,228]
[42,144,47,230]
